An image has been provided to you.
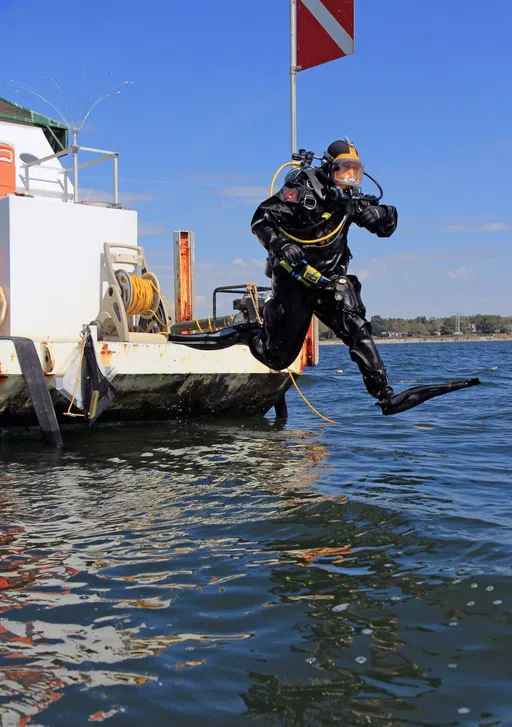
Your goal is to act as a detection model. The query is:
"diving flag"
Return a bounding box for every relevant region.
[297,0,354,71]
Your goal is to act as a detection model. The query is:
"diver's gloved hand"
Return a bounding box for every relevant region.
[357,205,391,232]
[275,240,303,267]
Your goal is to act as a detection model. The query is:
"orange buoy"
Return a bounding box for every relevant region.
[0,142,16,198]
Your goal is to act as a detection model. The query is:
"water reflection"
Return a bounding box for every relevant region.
[0,421,333,725]
[0,420,509,725]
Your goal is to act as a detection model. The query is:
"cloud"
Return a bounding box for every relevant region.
[448,266,473,278]
[443,222,512,232]
[138,223,167,237]
[81,188,156,203]
[232,257,265,268]
[219,186,268,202]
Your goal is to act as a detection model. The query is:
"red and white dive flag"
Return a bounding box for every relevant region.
[297,0,354,71]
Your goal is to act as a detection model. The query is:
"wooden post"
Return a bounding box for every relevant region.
[173,230,195,323]
[301,315,319,368]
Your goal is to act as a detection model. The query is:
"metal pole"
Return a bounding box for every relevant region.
[72,128,79,204]
[290,0,298,157]
[113,153,119,205]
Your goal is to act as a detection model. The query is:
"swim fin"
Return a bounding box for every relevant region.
[378,377,480,415]
[168,323,261,351]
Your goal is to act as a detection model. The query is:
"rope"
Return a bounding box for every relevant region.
[64,332,86,418]
[195,319,204,333]
[247,281,263,324]
[287,369,338,425]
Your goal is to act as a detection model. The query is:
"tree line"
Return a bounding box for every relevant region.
[319,314,512,340]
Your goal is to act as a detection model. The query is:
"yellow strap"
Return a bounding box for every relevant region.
[287,369,338,424]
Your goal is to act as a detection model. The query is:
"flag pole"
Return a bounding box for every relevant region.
[290,0,297,157]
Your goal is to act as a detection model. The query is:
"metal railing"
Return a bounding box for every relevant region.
[212,284,270,327]
[21,132,119,205]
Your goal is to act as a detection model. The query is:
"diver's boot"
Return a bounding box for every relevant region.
[358,360,481,416]
[377,378,481,416]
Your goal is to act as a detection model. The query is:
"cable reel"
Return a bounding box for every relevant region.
[95,244,172,342]
[115,270,162,320]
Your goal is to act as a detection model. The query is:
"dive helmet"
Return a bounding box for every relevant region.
[324,139,364,189]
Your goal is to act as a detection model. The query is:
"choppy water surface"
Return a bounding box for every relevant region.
[0,341,510,726]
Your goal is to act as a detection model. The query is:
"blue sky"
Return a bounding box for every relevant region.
[2,0,511,318]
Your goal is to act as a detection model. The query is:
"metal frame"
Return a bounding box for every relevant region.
[212,285,270,327]
[21,131,120,205]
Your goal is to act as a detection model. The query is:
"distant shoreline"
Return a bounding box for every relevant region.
[320,335,512,345]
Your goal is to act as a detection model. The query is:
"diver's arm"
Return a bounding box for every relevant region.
[251,196,299,258]
[357,205,398,238]
[251,204,281,251]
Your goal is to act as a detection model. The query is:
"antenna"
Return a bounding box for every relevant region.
[7,76,134,145]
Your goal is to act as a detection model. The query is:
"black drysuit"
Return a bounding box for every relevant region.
[248,167,397,403]
[168,167,480,414]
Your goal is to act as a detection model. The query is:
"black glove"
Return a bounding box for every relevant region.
[274,240,303,266]
[357,205,390,232]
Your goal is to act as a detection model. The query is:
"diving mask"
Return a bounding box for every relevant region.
[332,157,364,188]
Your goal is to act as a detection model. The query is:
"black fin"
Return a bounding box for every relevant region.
[379,377,480,415]
[168,324,260,351]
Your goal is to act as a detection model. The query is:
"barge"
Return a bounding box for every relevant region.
[0,98,318,445]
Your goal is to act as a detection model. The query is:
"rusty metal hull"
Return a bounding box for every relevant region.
[0,371,292,427]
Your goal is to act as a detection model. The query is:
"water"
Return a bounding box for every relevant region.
[0,341,510,726]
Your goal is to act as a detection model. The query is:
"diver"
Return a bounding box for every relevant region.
[169,139,479,414]
[243,138,479,414]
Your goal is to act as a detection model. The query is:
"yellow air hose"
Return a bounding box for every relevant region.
[269,161,347,245]
[287,369,338,425]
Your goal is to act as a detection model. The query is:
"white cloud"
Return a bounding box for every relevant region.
[219,186,268,203]
[138,223,166,237]
[448,266,473,278]
[443,222,512,232]
[220,186,268,197]
[80,188,156,203]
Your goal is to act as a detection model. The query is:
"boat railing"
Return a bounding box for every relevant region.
[212,284,270,327]
[21,143,120,206]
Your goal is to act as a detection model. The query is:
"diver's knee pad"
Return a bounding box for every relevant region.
[334,275,367,319]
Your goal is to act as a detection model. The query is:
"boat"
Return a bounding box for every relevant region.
[0,97,318,445]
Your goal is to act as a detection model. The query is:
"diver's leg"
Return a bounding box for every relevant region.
[316,275,480,414]
[315,275,392,401]
[244,274,315,371]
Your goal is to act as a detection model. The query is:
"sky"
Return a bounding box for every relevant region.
[2,0,511,319]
